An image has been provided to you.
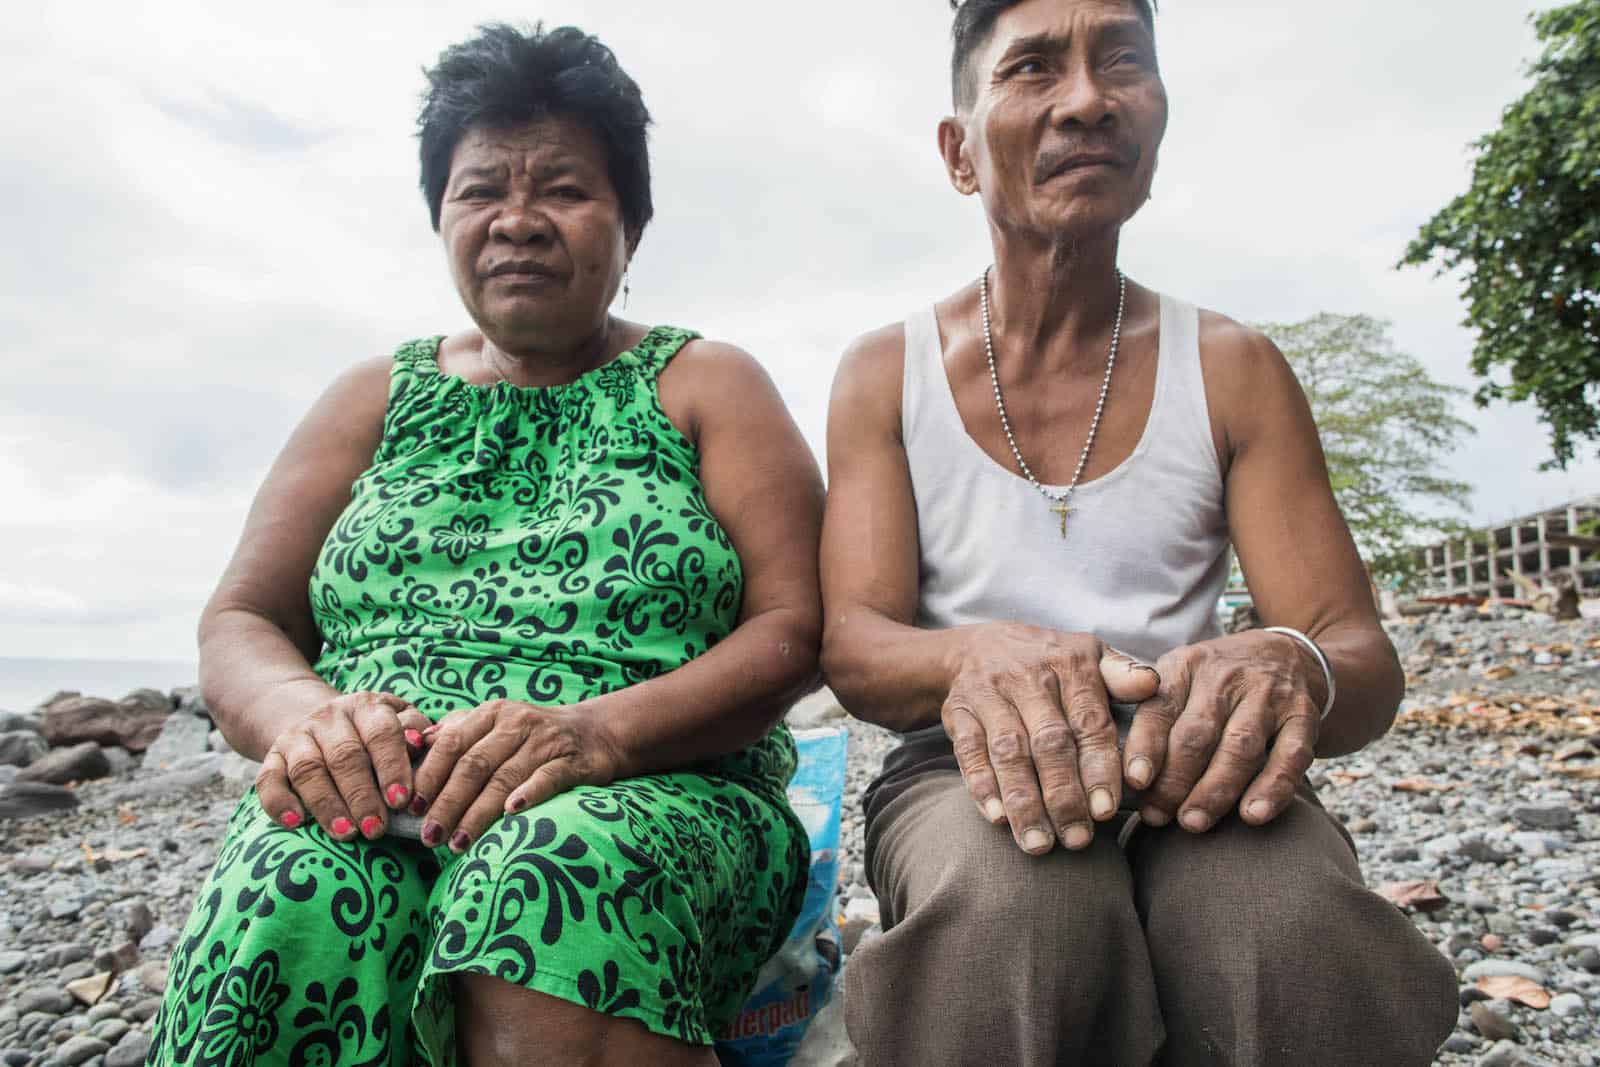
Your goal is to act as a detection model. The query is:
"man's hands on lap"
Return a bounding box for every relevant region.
[1126,630,1325,834]
[944,626,1159,855]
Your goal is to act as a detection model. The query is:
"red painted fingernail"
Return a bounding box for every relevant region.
[404,729,423,749]
[449,830,471,852]
[409,794,429,816]
[421,820,444,847]
[387,783,410,808]
[361,816,383,838]
[507,795,527,813]
[331,817,354,837]
[279,810,302,830]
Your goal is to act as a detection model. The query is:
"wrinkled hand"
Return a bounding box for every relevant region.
[943,625,1160,855]
[257,691,431,840]
[410,700,622,853]
[1126,631,1324,833]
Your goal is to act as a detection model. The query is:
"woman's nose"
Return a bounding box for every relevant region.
[489,203,554,244]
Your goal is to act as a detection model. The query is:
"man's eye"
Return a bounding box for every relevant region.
[1010,59,1046,76]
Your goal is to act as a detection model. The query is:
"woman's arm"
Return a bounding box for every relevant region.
[199,357,393,760]
[585,338,826,773]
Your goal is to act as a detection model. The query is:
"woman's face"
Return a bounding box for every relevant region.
[438,117,630,353]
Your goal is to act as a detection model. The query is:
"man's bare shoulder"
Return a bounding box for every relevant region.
[824,320,908,449]
[1196,307,1300,398]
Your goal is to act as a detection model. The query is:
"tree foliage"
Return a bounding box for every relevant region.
[1402,0,1600,469]
[1260,313,1475,583]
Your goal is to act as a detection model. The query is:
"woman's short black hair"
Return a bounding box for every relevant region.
[417,23,653,242]
[950,0,1157,110]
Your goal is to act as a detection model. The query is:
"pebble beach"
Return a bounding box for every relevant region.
[1,607,1597,1067]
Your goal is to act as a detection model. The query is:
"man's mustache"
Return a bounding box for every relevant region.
[1033,140,1142,184]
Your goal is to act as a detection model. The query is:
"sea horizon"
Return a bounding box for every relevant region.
[0,654,198,714]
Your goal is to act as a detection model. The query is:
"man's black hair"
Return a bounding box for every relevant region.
[949,0,1158,110]
[417,23,653,242]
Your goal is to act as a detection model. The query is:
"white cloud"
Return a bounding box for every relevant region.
[2,0,1595,661]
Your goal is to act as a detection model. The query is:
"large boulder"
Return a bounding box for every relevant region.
[0,730,48,767]
[0,710,41,732]
[17,741,113,785]
[40,693,173,753]
[0,781,80,819]
[142,714,212,769]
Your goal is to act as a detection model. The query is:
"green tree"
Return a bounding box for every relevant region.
[1260,313,1475,584]
[1401,0,1600,469]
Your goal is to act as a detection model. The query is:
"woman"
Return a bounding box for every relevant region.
[149,23,821,1067]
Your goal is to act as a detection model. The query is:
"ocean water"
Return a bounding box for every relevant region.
[0,656,198,714]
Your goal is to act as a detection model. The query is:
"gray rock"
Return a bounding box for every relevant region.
[52,1034,109,1066]
[98,755,222,803]
[47,894,83,921]
[1462,959,1547,984]
[1469,1001,1518,1041]
[87,1018,128,1043]
[122,901,154,944]
[92,943,139,975]
[100,747,135,777]
[40,944,91,969]
[83,1004,121,1025]
[1510,804,1576,831]
[1548,992,1585,1018]
[1,1050,28,1067]
[1508,831,1562,857]
[1476,1040,1530,1067]
[218,752,261,784]
[14,988,74,1016]
[1421,832,1465,859]
[0,781,80,820]
[103,1029,150,1067]
[0,950,25,974]
[142,714,212,769]
[1574,946,1600,973]
[122,998,161,1023]
[0,764,14,787]
[0,710,41,732]
[0,730,47,768]
[139,924,177,952]
[39,694,169,753]
[16,741,111,785]
[208,729,232,754]
[171,685,207,717]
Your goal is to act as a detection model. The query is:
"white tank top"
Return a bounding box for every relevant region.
[903,293,1230,717]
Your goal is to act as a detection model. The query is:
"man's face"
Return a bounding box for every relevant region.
[950,0,1168,240]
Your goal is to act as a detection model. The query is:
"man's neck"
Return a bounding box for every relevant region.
[988,230,1124,374]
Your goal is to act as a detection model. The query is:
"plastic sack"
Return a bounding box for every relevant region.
[715,726,848,1066]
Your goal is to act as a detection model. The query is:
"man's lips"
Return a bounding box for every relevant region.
[1035,147,1136,184]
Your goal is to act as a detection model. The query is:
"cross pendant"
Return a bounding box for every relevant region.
[1050,501,1072,538]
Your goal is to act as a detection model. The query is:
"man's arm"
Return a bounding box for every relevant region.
[1125,315,1404,831]
[821,325,1155,854]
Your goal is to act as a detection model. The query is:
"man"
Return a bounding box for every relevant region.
[819,1,1458,1063]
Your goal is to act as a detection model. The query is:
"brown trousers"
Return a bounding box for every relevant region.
[844,736,1458,1067]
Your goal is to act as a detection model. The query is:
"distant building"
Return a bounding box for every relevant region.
[1414,495,1600,598]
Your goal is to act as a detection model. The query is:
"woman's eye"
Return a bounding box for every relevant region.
[551,186,586,201]
[460,186,497,200]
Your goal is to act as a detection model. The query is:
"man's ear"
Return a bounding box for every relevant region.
[937,116,978,196]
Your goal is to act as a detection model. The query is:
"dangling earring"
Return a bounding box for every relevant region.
[622,269,631,309]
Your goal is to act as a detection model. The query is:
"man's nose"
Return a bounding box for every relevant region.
[1048,65,1117,130]
[489,200,554,244]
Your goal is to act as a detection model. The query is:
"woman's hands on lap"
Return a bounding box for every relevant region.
[410,700,623,852]
[1125,630,1326,834]
[255,691,433,840]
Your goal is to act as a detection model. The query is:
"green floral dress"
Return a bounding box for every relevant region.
[149,328,809,1066]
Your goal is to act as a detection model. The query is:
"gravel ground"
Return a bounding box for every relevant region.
[1,607,1596,1066]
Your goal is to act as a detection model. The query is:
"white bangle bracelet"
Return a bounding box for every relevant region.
[1262,626,1337,721]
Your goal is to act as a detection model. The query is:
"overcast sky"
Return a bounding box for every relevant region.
[3,0,1597,664]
